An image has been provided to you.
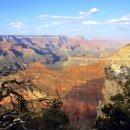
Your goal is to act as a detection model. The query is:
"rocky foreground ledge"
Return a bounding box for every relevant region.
[103,64,130,102]
[97,63,130,117]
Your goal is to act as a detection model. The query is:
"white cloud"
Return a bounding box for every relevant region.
[79,11,85,15]
[52,21,66,25]
[38,22,65,30]
[82,20,100,25]
[38,24,50,29]
[79,8,99,16]
[38,8,99,20]
[10,22,25,29]
[37,8,100,32]
[38,15,82,20]
[108,14,130,25]
[89,8,99,13]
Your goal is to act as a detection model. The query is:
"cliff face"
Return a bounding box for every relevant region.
[99,64,130,106]
[0,61,105,129]
[106,44,130,66]
[1,61,105,98]
[95,64,129,121]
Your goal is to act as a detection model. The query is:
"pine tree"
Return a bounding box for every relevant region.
[94,78,130,130]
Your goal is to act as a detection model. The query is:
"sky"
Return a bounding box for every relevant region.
[0,0,130,39]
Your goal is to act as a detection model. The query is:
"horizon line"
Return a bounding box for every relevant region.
[0,35,130,40]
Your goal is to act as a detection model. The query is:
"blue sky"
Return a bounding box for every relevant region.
[0,0,130,39]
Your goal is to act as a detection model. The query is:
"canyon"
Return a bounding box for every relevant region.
[0,61,105,129]
[0,35,129,75]
[0,35,130,129]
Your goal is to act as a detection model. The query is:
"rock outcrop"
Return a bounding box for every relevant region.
[106,44,130,66]
[103,64,130,102]
[97,64,130,118]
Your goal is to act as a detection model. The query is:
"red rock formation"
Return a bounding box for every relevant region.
[0,61,105,129]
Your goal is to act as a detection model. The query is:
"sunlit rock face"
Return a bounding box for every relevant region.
[105,64,130,83]
[106,44,130,67]
[102,64,130,103]
[96,64,130,121]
